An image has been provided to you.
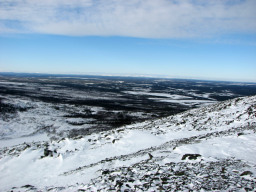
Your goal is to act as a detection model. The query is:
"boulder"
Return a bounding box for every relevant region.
[181,154,201,160]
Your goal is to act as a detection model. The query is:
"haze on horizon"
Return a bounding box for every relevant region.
[0,0,256,82]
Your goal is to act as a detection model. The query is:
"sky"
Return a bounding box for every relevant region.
[0,0,256,82]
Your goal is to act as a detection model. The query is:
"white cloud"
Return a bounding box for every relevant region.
[0,0,256,38]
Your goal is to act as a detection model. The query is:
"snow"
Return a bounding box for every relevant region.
[152,98,216,105]
[123,91,217,106]
[174,131,256,164]
[124,91,192,99]
[0,81,28,85]
[0,131,162,190]
[0,95,256,191]
[0,133,49,148]
[90,106,105,114]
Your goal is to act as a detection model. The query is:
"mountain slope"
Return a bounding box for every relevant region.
[0,96,255,191]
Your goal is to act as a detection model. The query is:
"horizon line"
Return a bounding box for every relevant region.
[0,71,256,84]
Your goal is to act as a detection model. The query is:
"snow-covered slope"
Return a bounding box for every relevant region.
[0,96,256,191]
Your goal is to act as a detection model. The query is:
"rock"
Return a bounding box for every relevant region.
[240,171,253,176]
[117,129,124,133]
[102,170,110,175]
[78,189,86,192]
[115,180,123,187]
[181,154,201,160]
[148,153,153,160]
[160,177,168,181]
[44,148,53,157]
[22,185,34,188]
[174,171,185,176]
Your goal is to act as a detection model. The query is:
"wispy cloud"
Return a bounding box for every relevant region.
[0,0,256,38]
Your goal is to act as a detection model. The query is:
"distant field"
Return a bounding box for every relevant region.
[1,73,256,139]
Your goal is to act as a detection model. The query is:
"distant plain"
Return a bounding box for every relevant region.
[1,73,256,140]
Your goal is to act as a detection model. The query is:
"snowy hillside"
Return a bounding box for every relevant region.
[0,95,256,191]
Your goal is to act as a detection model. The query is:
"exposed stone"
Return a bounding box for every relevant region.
[181,154,201,160]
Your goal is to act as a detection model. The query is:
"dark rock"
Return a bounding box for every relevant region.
[117,129,124,133]
[181,154,201,160]
[102,170,111,175]
[161,177,168,181]
[116,180,123,187]
[22,185,34,188]
[240,171,253,176]
[44,148,53,157]
[175,171,185,176]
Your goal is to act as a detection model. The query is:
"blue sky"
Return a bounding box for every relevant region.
[0,0,256,82]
